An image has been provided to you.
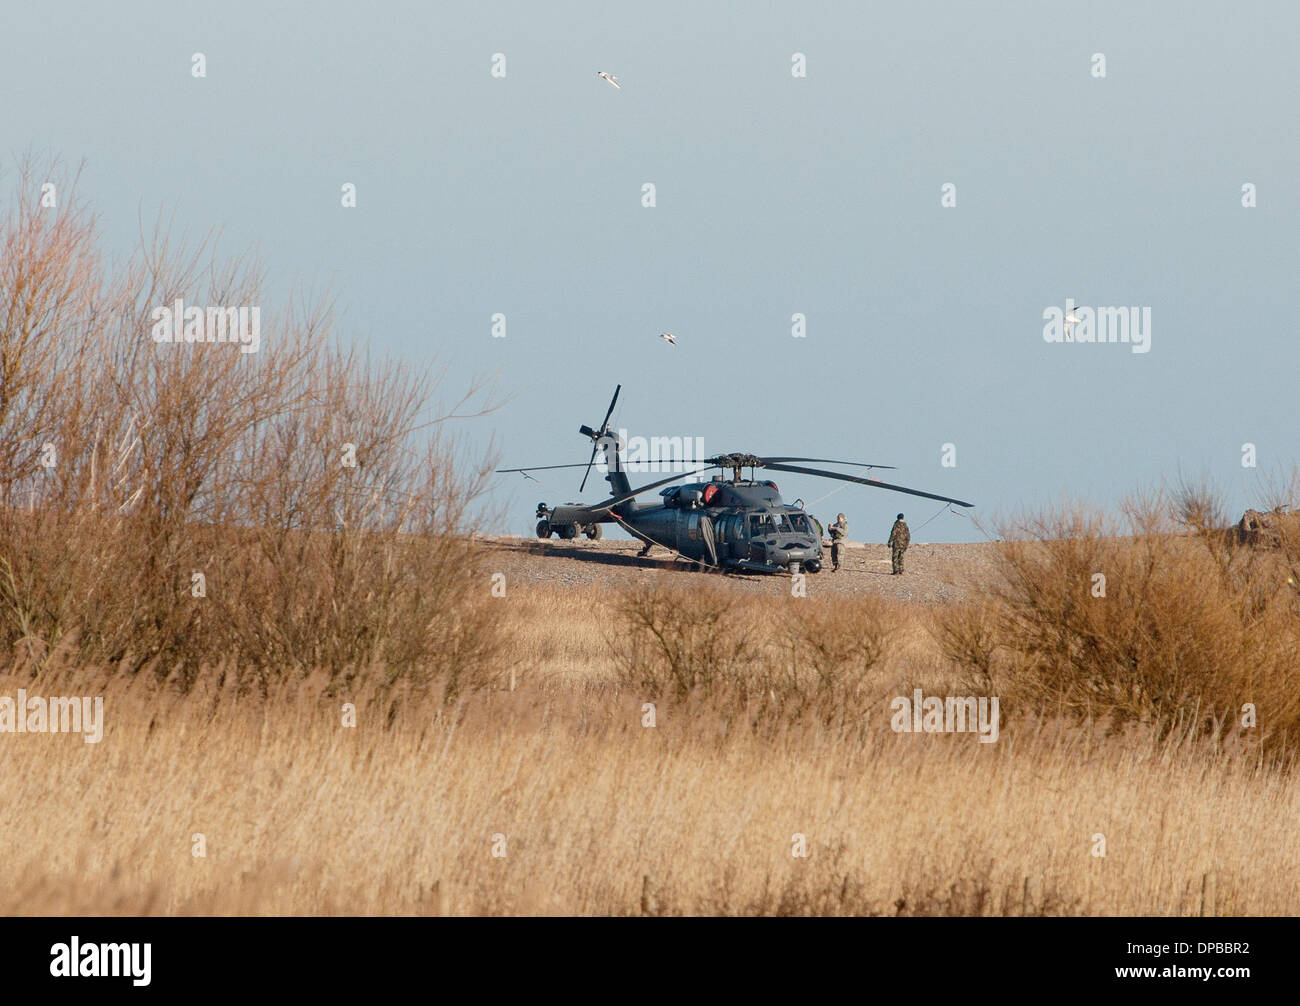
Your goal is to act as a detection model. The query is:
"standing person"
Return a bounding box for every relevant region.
[829,512,849,572]
[888,513,910,575]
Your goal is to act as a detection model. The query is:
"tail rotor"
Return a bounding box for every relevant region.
[578,384,621,492]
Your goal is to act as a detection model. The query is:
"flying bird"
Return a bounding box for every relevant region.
[1064,306,1083,341]
[660,332,677,346]
[597,71,621,89]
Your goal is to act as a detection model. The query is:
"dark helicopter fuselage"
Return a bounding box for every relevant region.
[543,475,825,574]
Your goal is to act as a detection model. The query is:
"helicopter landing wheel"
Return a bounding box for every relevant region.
[536,519,551,539]
[585,523,602,540]
[560,523,579,540]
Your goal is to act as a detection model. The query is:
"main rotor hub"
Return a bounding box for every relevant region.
[707,453,764,482]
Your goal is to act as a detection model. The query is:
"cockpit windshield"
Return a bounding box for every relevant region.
[776,513,812,534]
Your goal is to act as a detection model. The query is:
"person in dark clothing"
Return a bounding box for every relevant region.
[888,513,910,574]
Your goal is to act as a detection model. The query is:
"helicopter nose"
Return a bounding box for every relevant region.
[773,539,815,566]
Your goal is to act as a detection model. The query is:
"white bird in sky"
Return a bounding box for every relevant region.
[597,71,621,89]
[660,332,677,346]
[1064,305,1083,341]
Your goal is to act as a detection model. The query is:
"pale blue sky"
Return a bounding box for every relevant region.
[4,1,1296,540]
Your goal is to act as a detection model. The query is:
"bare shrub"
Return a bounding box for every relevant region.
[785,596,891,692]
[608,584,892,744]
[938,491,1300,752]
[0,158,502,693]
[609,580,757,698]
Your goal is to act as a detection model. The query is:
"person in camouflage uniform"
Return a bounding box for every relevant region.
[888,513,910,574]
[828,512,849,572]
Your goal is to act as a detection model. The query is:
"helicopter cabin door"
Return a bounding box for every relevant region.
[681,512,700,553]
[722,514,747,559]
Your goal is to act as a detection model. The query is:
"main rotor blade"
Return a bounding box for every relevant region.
[592,468,713,511]
[763,462,973,508]
[496,462,593,473]
[599,384,621,435]
[761,457,896,470]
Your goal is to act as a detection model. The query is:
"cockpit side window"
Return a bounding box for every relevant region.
[748,514,774,537]
[789,514,810,534]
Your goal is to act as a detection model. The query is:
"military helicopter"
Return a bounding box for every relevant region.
[496,385,973,574]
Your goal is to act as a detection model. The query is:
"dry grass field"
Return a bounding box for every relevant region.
[3,537,1299,917]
